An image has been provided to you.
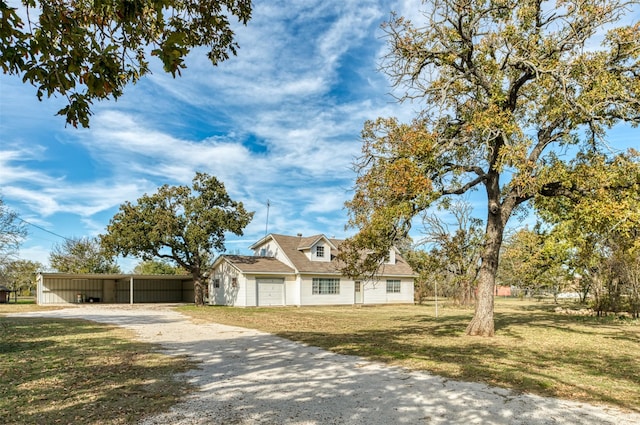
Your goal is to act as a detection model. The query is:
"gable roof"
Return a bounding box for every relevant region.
[270,234,415,277]
[295,234,338,251]
[235,233,415,277]
[215,255,295,274]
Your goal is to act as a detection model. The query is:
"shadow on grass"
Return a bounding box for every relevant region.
[180,302,640,412]
[269,313,640,413]
[0,317,194,425]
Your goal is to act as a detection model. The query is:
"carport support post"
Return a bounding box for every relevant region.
[129,276,134,305]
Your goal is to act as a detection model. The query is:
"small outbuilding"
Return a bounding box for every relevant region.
[36,273,194,305]
[0,285,16,303]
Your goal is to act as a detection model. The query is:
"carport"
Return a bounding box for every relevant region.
[36,273,194,305]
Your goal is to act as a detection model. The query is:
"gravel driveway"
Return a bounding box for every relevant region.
[13,305,640,425]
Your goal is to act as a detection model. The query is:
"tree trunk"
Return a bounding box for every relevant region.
[466,180,507,336]
[193,275,205,306]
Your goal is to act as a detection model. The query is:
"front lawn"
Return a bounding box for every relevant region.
[0,305,196,425]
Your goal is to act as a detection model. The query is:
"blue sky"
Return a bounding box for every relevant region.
[1,0,638,272]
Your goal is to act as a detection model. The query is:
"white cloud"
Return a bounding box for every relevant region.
[2,0,428,266]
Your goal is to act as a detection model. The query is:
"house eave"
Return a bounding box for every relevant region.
[249,233,274,250]
[297,234,338,251]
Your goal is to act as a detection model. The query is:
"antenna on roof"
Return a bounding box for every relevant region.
[265,199,270,236]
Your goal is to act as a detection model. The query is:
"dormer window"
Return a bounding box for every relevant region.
[316,246,325,258]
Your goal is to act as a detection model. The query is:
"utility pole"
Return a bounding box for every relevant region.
[265,199,270,236]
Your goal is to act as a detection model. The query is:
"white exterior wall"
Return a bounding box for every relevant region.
[296,276,414,306]
[360,280,386,304]
[359,278,414,304]
[286,276,301,305]
[387,249,397,265]
[211,262,244,306]
[245,277,257,306]
[304,241,332,262]
[298,275,355,306]
[210,251,414,307]
[253,241,296,268]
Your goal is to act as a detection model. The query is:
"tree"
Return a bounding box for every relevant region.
[498,225,570,301]
[49,236,121,273]
[0,197,27,265]
[342,0,640,335]
[414,200,484,305]
[403,249,444,304]
[1,0,252,127]
[534,151,640,314]
[0,259,43,295]
[133,259,187,275]
[100,172,254,306]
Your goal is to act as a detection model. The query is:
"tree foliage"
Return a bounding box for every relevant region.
[498,225,571,301]
[412,200,484,305]
[49,236,121,273]
[0,197,27,266]
[100,172,254,306]
[343,0,640,336]
[534,151,640,316]
[132,259,187,275]
[1,0,252,127]
[0,258,43,295]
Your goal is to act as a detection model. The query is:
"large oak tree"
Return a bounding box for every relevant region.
[342,0,640,336]
[100,173,253,306]
[1,0,252,127]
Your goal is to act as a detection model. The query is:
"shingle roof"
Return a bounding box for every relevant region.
[219,255,295,274]
[223,234,415,277]
[270,234,415,276]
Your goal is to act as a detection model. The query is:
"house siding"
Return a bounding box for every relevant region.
[286,276,300,306]
[245,277,257,306]
[359,278,414,304]
[305,240,331,262]
[211,233,415,307]
[211,262,243,306]
[254,240,296,269]
[299,275,354,305]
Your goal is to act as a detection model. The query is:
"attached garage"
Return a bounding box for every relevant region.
[257,278,285,306]
[37,273,194,305]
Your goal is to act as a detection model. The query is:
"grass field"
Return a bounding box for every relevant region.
[0,304,196,425]
[1,299,637,421]
[178,298,640,412]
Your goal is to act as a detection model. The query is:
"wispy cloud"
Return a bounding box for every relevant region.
[0,0,467,266]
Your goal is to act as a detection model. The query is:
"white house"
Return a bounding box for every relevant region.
[209,233,415,307]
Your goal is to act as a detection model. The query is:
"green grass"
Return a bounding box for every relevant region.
[178,298,640,412]
[0,305,196,425]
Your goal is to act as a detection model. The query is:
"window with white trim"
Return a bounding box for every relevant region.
[312,278,340,294]
[316,245,325,258]
[213,278,220,289]
[386,279,401,293]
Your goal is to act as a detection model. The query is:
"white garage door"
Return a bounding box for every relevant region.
[257,279,285,306]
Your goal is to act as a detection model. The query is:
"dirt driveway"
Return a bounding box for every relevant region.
[13,305,640,425]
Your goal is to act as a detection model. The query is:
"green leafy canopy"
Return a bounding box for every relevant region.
[1,0,252,127]
[100,172,254,305]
